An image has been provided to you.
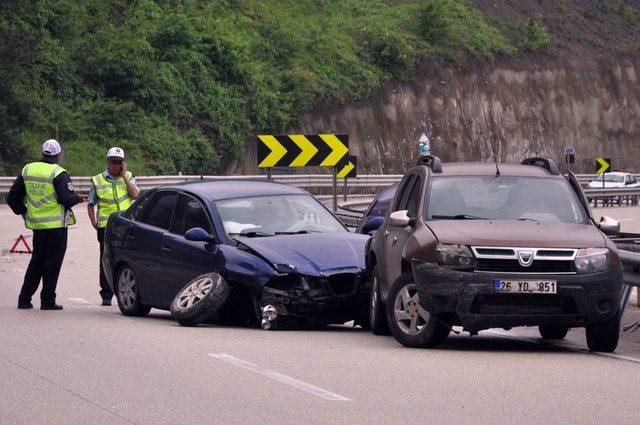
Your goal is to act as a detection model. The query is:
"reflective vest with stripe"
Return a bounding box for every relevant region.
[91,171,133,228]
[22,162,76,230]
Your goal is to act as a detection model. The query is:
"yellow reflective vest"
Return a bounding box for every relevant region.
[22,162,76,230]
[91,171,134,228]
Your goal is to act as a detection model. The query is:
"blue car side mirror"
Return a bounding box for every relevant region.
[361,216,384,235]
[185,227,216,243]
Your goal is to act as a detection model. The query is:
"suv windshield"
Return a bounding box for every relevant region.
[426,176,588,223]
[216,194,346,237]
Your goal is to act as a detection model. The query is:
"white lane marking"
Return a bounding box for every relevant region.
[485,330,640,364]
[618,218,635,222]
[69,297,132,322]
[209,353,350,401]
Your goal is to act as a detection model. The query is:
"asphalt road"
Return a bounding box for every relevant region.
[1,205,639,425]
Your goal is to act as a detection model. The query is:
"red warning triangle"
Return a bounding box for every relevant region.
[10,234,32,254]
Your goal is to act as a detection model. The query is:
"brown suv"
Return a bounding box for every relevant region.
[365,156,623,352]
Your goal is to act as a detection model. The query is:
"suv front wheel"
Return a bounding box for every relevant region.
[586,311,620,352]
[386,271,450,348]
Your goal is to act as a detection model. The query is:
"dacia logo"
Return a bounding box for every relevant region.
[517,249,534,267]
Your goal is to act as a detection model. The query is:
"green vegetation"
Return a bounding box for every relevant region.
[600,0,637,26]
[521,14,552,52]
[0,1,533,176]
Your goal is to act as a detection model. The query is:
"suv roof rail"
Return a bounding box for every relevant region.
[521,157,560,175]
[416,155,443,173]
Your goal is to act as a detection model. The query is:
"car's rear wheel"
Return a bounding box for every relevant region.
[586,311,621,352]
[170,272,230,327]
[386,271,450,348]
[370,266,390,335]
[115,266,151,317]
[539,325,569,340]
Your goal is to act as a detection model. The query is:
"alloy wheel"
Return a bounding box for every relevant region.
[393,282,430,335]
[176,276,214,309]
[118,268,137,309]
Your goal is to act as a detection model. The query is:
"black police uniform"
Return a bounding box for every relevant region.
[7,157,82,309]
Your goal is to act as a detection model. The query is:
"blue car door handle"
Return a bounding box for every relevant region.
[161,247,171,254]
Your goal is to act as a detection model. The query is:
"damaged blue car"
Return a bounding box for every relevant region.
[102,180,370,329]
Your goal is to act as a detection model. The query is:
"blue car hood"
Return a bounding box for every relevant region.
[237,232,368,276]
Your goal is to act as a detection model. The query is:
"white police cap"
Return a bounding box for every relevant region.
[42,139,62,156]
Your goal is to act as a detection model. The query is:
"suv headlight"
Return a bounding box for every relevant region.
[574,248,610,274]
[435,244,475,268]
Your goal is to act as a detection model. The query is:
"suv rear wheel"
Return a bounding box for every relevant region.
[586,311,620,352]
[370,266,390,335]
[538,325,568,340]
[386,271,450,348]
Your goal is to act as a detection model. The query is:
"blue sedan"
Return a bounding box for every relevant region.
[102,180,370,328]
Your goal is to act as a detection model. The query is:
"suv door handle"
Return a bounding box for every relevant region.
[383,231,389,237]
[161,247,171,254]
[392,236,398,244]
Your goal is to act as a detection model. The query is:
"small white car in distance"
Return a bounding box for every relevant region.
[588,172,640,189]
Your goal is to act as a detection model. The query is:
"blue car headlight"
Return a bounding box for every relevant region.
[574,248,610,274]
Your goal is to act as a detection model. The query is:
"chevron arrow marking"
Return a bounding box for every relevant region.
[319,134,349,166]
[258,135,287,168]
[289,135,318,167]
[595,157,610,175]
[337,161,355,178]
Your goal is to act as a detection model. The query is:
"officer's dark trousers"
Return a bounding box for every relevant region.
[97,228,113,301]
[18,228,68,306]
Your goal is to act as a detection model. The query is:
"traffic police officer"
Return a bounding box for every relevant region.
[87,147,138,306]
[8,139,86,310]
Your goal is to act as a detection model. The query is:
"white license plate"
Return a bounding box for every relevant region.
[493,279,557,294]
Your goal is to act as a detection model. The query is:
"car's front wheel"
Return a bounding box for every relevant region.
[170,273,230,327]
[370,266,390,335]
[386,271,450,348]
[115,266,151,317]
[586,311,620,352]
[539,325,569,340]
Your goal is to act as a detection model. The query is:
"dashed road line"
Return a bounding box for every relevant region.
[209,353,350,401]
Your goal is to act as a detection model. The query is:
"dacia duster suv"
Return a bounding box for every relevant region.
[366,157,623,352]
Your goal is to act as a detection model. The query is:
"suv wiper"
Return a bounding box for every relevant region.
[431,214,488,220]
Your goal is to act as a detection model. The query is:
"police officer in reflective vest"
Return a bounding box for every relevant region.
[87,147,139,306]
[8,139,86,310]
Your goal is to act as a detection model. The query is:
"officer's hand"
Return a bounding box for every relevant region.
[121,161,128,177]
[78,194,88,202]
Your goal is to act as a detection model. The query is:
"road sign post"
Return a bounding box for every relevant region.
[257,134,349,210]
[595,157,612,190]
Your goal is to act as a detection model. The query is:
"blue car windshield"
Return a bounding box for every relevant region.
[216,194,346,237]
[426,176,588,224]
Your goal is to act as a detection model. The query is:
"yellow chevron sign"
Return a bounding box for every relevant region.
[595,157,611,175]
[257,134,349,168]
[337,155,357,179]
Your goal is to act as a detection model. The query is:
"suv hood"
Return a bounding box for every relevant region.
[426,220,606,248]
[237,232,368,276]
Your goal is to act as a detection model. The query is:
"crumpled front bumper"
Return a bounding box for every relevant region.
[260,272,370,325]
[411,260,624,332]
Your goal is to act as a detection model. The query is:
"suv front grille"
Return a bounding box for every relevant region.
[476,259,574,273]
[471,246,577,275]
[470,294,577,315]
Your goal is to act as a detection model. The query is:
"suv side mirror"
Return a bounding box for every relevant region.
[362,216,384,234]
[598,216,620,234]
[389,210,411,227]
[185,227,216,243]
